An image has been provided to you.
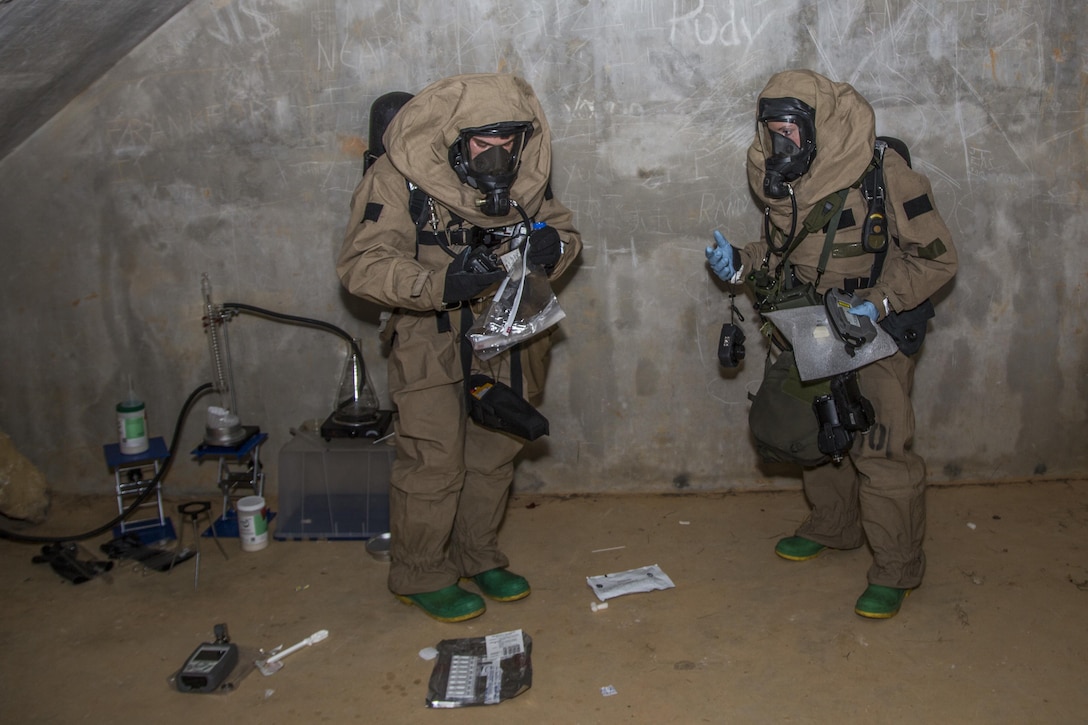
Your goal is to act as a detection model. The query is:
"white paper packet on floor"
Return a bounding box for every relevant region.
[586,564,676,602]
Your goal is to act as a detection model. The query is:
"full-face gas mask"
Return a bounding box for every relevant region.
[448,121,534,217]
[758,97,817,199]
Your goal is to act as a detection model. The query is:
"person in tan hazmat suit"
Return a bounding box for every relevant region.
[337,74,581,622]
[706,70,957,618]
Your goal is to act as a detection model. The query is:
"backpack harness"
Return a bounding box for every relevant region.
[404,181,533,400]
[749,136,934,357]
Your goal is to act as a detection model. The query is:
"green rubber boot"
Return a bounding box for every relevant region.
[774,536,827,561]
[472,568,531,602]
[395,584,486,623]
[854,584,911,619]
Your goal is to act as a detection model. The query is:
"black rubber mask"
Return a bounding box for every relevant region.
[759,97,817,199]
[449,122,533,216]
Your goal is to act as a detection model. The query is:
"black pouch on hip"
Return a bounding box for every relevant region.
[879,299,935,356]
[467,374,549,441]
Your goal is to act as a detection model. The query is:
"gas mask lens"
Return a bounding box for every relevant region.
[450,122,533,216]
[758,97,817,199]
[769,126,803,160]
[467,136,522,177]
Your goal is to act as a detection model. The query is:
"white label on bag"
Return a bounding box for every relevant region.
[499,248,522,274]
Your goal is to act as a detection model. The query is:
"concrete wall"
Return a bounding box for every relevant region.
[1,0,1085,499]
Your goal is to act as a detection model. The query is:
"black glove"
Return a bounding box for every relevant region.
[442,247,505,304]
[527,225,562,273]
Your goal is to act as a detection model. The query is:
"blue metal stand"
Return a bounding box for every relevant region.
[191,430,270,538]
[104,436,176,544]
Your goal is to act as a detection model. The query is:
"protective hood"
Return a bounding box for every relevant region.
[384,73,552,228]
[746,70,875,230]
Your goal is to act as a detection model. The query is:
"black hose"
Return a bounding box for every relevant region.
[222,302,364,377]
[0,383,213,544]
[763,187,799,255]
[509,198,533,232]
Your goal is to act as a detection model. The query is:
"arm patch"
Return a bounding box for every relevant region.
[919,237,948,260]
[837,208,857,230]
[363,202,383,223]
[903,194,934,220]
[820,209,856,233]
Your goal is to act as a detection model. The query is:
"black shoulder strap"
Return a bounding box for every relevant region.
[407,181,430,230]
[864,142,890,282]
[865,136,914,285]
[861,142,889,254]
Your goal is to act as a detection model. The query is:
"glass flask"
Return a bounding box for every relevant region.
[332,339,380,427]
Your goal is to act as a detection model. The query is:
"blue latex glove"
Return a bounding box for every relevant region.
[848,301,879,322]
[706,230,738,281]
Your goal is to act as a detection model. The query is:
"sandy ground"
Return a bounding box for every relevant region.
[1,480,1086,724]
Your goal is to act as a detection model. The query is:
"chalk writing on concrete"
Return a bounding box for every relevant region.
[667,0,773,48]
[208,0,279,47]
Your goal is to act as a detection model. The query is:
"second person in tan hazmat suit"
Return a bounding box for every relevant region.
[707,70,957,618]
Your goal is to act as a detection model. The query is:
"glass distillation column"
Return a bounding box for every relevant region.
[201,274,248,446]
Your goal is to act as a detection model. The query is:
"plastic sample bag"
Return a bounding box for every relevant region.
[425,630,533,708]
[586,564,676,602]
[468,247,564,361]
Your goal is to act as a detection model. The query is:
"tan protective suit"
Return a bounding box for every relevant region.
[337,74,582,595]
[738,70,958,588]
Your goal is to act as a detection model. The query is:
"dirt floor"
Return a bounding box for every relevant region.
[2,480,1087,724]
